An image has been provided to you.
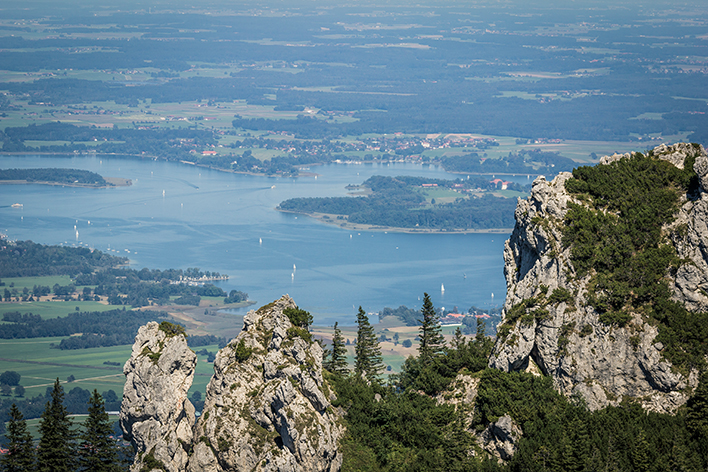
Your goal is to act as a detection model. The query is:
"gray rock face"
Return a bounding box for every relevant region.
[489,143,707,413]
[120,322,197,472]
[190,295,343,472]
[122,296,343,472]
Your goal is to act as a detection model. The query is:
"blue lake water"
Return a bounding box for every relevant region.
[0,155,522,326]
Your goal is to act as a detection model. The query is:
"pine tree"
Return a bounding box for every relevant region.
[686,371,708,442]
[354,307,384,383]
[417,293,445,365]
[37,378,75,472]
[78,390,123,472]
[630,429,651,472]
[1,404,36,472]
[452,326,466,351]
[325,322,349,375]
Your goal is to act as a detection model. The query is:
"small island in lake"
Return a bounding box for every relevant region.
[278,174,529,233]
[0,168,130,188]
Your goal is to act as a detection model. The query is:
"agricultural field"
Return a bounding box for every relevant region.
[0,336,222,401]
[0,337,130,399]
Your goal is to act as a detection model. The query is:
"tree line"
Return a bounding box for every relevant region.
[0,168,108,186]
[322,293,708,471]
[0,309,162,346]
[0,308,225,351]
[0,382,122,433]
[1,379,127,472]
[0,240,244,308]
[440,149,576,175]
[0,240,126,278]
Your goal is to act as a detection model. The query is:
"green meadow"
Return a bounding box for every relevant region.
[1,275,74,291]
[1,301,118,319]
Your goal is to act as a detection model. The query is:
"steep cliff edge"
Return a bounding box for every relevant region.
[121,296,343,472]
[489,142,708,413]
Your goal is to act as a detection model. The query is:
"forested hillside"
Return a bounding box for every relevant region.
[330,296,708,472]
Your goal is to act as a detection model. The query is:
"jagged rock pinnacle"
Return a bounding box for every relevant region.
[120,321,197,472]
[122,296,343,472]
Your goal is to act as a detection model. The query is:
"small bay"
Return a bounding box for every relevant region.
[0,154,520,325]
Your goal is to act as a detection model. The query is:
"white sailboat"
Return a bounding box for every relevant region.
[441,283,445,293]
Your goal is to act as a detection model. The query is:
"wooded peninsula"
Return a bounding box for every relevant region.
[278,175,525,232]
[0,168,130,188]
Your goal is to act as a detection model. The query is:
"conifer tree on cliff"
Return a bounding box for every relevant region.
[37,378,75,472]
[354,307,384,382]
[1,403,36,472]
[78,390,123,472]
[418,292,445,366]
[325,322,349,375]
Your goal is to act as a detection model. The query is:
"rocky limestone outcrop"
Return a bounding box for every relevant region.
[121,296,343,472]
[489,142,707,413]
[121,322,197,472]
[188,295,343,472]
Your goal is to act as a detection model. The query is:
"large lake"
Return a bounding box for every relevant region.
[0,155,538,325]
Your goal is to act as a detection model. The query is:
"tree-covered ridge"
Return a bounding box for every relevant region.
[0,240,127,277]
[329,295,708,472]
[562,147,708,370]
[474,370,707,472]
[0,168,108,186]
[278,175,522,230]
[441,149,576,175]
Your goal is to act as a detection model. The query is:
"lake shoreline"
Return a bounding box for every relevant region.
[0,151,549,181]
[0,176,132,188]
[0,151,321,179]
[275,208,513,234]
